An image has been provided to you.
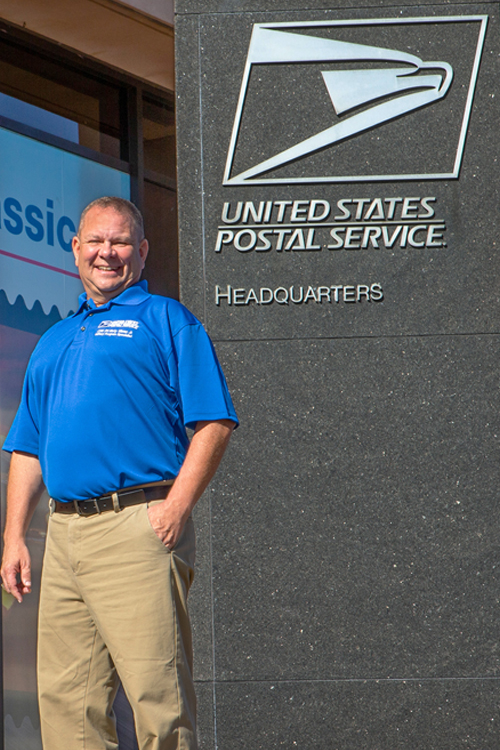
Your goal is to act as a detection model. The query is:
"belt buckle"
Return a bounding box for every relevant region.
[73,500,83,516]
[111,492,121,513]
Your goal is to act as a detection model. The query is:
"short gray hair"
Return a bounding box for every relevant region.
[78,197,145,240]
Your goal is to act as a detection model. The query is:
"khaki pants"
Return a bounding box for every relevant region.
[37,501,197,750]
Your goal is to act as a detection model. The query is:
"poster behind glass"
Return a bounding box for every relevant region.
[0,124,130,748]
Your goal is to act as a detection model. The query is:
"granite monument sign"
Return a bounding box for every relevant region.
[176,2,499,748]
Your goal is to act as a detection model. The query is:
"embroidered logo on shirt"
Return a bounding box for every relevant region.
[95,320,140,339]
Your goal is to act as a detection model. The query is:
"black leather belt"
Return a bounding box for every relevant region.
[50,481,173,516]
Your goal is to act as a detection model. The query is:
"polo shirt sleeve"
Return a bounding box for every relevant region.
[169,321,239,430]
[2,365,40,456]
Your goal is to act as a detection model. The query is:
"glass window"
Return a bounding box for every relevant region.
[0,41,124,159]
[0,91,79,142]
[142,95,176,180]
[143,181,178,299]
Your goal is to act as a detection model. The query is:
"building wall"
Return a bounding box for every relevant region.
[175,2,500,748]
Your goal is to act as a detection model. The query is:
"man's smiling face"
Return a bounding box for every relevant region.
[72,205,149,306]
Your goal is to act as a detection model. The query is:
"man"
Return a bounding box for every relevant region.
[0,196,238,750]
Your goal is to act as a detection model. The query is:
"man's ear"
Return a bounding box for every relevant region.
[72,235,80,268]
[139,238,149,267]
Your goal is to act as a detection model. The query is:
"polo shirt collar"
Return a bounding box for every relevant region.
[75,281,150,314]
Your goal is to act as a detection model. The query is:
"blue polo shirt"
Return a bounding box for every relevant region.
[3,281,238,501]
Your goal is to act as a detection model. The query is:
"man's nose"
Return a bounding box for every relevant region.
[99,241,115,256]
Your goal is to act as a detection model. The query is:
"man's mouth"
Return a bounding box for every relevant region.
[96,265,120,273]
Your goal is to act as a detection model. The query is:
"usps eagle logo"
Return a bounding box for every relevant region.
[223,17,487,185]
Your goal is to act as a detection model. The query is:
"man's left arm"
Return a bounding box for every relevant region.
[147,419,235,548]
